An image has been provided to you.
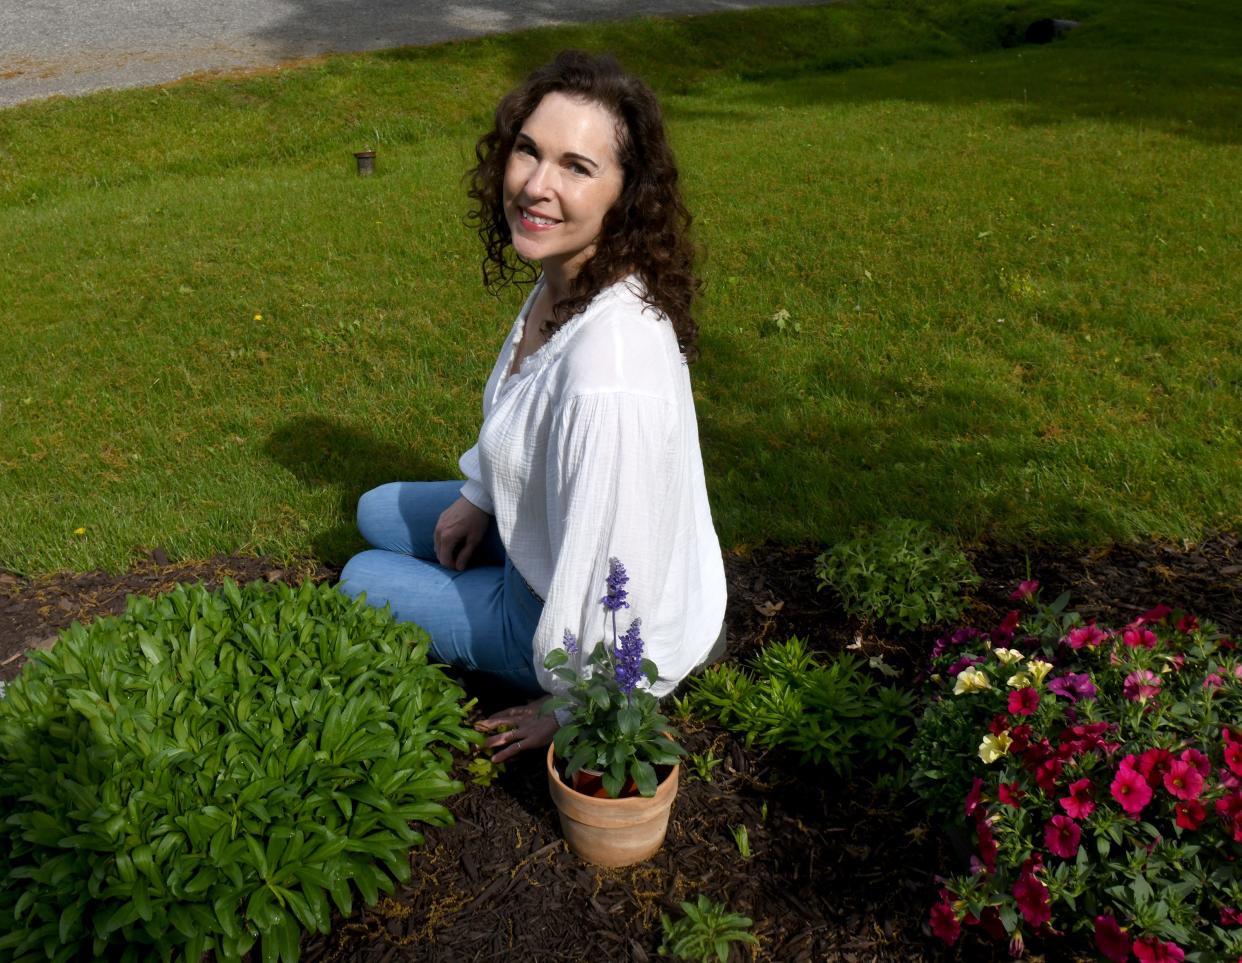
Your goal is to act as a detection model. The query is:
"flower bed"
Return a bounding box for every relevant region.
[912,583,1242,960]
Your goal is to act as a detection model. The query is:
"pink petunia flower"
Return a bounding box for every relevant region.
[1205,673,1227,690]
[1177,613,1199,634]
[1163,760,1205,801]
[1094,915,1132,963]
[1124,669,1162,702]
[1136,748,1175,787]
[964,777,985,818]
[1008,687,1040,717]
[1065,623,1108,649]
[1012,868,1050,929]
[1044,815,1081,858]
[1180,747,1210,777]
[998,782,1025,807]
[1112,766,1153,815]
[1123,626,1159,649]
[1225,740,1242,778]
[1221,907,1242,927]
[1175,799,1206,830]
[1060,778,1095,819]
[1133,936,1185,962]
[1010,580,1040,601]
[929,890,960,945]
[1136,603,1172,625]
[1217,792,1242,842]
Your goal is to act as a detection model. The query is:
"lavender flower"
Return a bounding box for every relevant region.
[613,617,645,694]
[562,629,579,656]
[1047,672,1098,703]
[600,557,631,612]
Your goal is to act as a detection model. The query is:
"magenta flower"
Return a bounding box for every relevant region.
[1094,915,1132,963]
[1175,799,1206,830]
[1225,740,1242,778]
[963,776,985,818]
[1136,603,1172,625]
[998,782,1025,807]
[1163,760,1205,801]
[1180,747,1210,777]
[1111,766,1153,815]
[1059,778,1095,819]
[1133,936,1185,962]
[1008,687,1039,717]
[1123,669,1162,702]
[1065,623,1108,649]
[1123,626,1159,649]
[1177,613,1199,634]
[1205,673,1226,690]
[929,891,960,945]
[1012,869,1050,928]
[1044,815,1081,858]
[1010,579,1040,601]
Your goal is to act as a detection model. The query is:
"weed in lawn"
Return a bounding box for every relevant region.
[730,825,752,860]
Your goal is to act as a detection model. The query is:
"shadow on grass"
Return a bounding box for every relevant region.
[264,415,454,565]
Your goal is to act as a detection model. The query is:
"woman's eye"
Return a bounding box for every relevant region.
[517,143,536,157]
[569,163,589,176]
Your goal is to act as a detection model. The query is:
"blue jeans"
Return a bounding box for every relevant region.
[338,481,544,694]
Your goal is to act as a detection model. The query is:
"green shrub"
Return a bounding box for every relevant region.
[0,579,477,963]
[682,638,913,775]
[659,894,758,962]
[815,518,980,631]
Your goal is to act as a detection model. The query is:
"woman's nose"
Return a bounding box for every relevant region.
[524,160,556,197]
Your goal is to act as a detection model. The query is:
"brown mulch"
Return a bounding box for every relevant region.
[1,534,1239,961]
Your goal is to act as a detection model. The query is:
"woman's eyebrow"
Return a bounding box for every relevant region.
[515,132,600,170]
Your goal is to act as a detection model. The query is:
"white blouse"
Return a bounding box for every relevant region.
[458,276,727,698]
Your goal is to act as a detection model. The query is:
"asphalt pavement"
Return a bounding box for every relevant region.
[2,0,823,108]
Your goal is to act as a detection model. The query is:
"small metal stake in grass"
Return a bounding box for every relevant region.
[353,149,376,176]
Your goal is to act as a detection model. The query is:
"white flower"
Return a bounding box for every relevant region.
[979,731,1013,764]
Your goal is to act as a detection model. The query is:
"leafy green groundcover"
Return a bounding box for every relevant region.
[0,579,477,963]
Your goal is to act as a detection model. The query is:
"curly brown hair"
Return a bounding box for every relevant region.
[467,50,700,361]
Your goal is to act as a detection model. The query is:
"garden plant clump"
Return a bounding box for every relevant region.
[911,582,1242,960]
[658,894,759,962]
[682,636,913,776]
[815,519,980,631]
[0,579,476,963]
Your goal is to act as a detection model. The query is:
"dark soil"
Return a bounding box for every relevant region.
[1,534,1239,961]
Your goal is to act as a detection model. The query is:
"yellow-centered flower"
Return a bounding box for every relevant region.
[994,648,1024,665]
[979,731,1013,764]
[1007,671,1033,689]
[953,667,991,695]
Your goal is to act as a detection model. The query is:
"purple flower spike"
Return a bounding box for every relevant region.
[562,629,579,655]
[614,618,645,694]
[600,557,631,612]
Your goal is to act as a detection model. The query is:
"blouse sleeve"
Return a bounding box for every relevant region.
[532,389,680,696]
[458,443,494,516]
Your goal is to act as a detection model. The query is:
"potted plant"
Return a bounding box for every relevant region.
[542,558,686,867]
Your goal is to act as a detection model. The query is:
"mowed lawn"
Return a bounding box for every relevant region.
[0,0,1238,576]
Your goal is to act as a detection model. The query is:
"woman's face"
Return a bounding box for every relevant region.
[503,92,625,282]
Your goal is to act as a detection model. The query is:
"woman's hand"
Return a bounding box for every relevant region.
[476,696,559,764]
[434,496,491,571]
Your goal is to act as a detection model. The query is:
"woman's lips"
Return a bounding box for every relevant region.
[518,207,560,232]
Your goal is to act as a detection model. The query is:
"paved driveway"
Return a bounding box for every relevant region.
[2,0,823,107]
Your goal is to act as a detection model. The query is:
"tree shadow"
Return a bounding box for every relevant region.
[263,415,454,565]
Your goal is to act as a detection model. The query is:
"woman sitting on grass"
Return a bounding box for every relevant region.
[340,50,726,762]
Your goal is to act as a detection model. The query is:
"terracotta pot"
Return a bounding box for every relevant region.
[571,767,638,799]
[546,744,678,867]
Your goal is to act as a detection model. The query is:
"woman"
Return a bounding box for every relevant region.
[340,50,726,764]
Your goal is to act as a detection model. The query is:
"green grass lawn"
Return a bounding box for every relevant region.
[1,0,1239,576]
